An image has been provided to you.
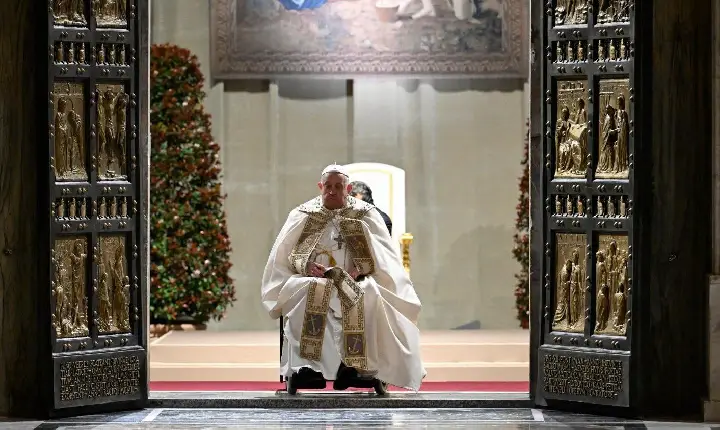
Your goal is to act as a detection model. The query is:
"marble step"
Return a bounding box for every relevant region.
[149,361,529,382]
[150,330,529,364]
[148,391,534,409]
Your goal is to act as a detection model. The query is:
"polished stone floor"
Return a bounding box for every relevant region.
[2,408,718,429]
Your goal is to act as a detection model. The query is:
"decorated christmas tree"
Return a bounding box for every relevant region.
[512,120,530,329]
[149,44,235,323]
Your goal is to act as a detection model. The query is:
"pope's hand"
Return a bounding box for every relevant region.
[308,262,327,277]
[349,268,360,280]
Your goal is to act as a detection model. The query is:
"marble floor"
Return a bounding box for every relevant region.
[2,408,718,429]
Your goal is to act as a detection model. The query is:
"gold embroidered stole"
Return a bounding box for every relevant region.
[288,197,376,370]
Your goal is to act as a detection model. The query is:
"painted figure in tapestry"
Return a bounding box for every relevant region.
[230,0,509,74]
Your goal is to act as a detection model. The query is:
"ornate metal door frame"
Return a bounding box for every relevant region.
[47,0,148,412]
[531,0,636,409]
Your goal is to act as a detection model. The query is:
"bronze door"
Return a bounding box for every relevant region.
[531,0,636,410]
[48,0,148,413]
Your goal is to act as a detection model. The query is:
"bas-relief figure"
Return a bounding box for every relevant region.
[97,197,129,218]
[96,44,128,66]
[54,43,88,65]
[98,235,131,333]
[595,195,628,218]
[596,0,630,24]
[92,0,127,27]
[553,195,585,217]
[96,84,129,180]
[554,0,588,26]
[53,238,89,338]
[596,79,630,179]
[595,39,629,62]
[210,0,524,76]
[594,235,629,335]
[554,81,588,178]
[553,233,586,333]
[554,41,587,63]
[54,0,86,26]
[54,198,90,220]
[53,82,88,182]
[565,195,573,216]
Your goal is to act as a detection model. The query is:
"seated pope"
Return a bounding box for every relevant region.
[261,164,426,391]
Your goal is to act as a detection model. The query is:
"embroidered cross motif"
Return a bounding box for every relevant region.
[333,234,345,250]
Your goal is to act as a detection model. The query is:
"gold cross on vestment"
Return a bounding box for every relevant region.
[333,234,345,250]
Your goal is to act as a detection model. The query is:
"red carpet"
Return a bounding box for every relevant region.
[150,381,529,392]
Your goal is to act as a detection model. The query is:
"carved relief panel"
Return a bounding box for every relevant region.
[538,0,635,410]
[97,196,130,218]
[552,233,587,333]
[93,0,128,28]
[596,79,630,179]
[49,28,138,351]
[593,234,630,336]
[595,195,629,218]
[53,237,89,338]
[54,197,91,220]
[96,43,130,67]
[53,82,88,182]
[596,0,631,24]
[554,0,589,26]
[595,39,630,63]
[553,41,588,63]
[49,0,145,411]
[54,42,89,65]
[53,0,87,27]
[96,83,129,181]
[552,195,587,217]
[554,80,589,179]
[97,235,131,334]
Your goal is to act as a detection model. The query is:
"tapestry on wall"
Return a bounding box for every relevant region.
[210,0,526,78]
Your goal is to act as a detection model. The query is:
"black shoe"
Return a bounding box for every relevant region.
[290,367,326,390]
[374,379,389,396]
[333,363,355,390]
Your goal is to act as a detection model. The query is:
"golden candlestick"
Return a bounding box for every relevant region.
[400,233,413,274]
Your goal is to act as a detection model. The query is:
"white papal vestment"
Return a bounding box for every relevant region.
[261,196,426,391]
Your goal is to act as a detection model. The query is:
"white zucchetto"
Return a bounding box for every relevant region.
[321,163,349,178]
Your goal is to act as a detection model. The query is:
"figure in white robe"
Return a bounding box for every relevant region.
[261,164,426,391]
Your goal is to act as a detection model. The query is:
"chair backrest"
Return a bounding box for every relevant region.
[344,162,406,243]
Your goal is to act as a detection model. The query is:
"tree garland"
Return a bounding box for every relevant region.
[512,120,530,329]
[149,44,236,323]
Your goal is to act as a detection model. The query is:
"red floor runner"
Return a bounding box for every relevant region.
[150,381,529,392]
